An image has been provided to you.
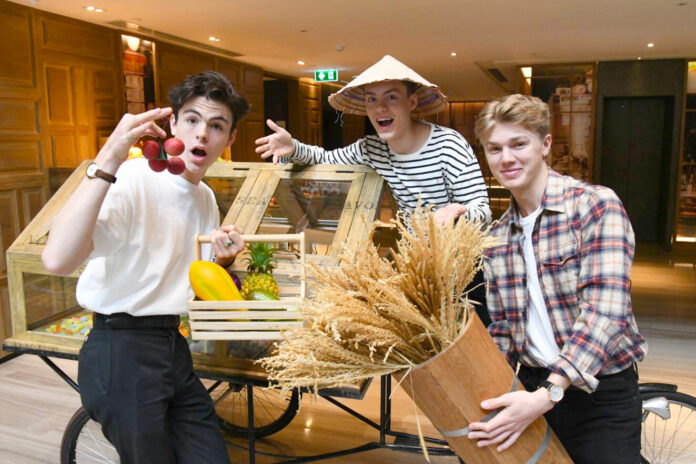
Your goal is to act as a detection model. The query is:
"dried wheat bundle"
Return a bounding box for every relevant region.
[260,205,495,392]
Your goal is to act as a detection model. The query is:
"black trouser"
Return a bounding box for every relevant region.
[518,364,642,464]
[78,313,230,464]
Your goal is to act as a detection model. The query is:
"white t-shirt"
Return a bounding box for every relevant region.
[76,158,219,316]
[519,205,560,366]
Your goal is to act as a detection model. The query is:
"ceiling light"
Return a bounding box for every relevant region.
[86,6,95,11]
[297,60,305,65]
[520,66,532,78]
[209,36,221,42]
[450,52,457,57]
[94,8,103,12]
[638,57,642,60]
[647,42,654,48]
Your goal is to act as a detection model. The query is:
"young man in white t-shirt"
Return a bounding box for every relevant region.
[467,94,646,463]
[42,71,249,463]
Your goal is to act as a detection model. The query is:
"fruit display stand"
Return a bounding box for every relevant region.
[188,233,306,341]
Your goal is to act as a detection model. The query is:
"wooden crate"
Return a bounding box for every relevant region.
[188,233,306,341]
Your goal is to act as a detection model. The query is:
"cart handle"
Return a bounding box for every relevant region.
[194,233,306,299]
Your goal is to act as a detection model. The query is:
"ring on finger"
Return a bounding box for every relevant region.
[224,239,233,247]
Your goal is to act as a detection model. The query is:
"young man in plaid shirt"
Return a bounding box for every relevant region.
[467,94,647,463]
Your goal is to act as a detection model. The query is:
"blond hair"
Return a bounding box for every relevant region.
[474,94,550,143]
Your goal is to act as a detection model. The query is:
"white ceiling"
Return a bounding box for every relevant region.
[10,0,696,100]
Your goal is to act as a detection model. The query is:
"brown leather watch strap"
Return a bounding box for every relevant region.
[94,168,117,183]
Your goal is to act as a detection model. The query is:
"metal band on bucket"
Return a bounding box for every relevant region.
[438,376,519,437]
[437,375,552,464]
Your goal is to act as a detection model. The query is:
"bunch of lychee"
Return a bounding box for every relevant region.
[142,138,186,175]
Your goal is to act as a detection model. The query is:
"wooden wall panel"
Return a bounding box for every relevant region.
[156,42,215,107]
[0,141,41,173]
[0,5,34,87]
[38,15,115,60]
[44,64,72,124]
[297,78,322,146]
[0,100,38,132]
[21,186,46,229]
[342,114,366,145]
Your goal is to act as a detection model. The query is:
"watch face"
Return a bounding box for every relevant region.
[86,163,98,177]
[549,385,564,402]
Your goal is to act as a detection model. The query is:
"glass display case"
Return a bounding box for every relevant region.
[4,160,386,375]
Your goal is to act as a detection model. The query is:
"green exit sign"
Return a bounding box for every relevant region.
[314,69,339,82]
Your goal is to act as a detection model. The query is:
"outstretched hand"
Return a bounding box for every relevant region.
[467,389,552,452]
[255,119,295,164]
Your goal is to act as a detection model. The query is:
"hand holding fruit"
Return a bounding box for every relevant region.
[95,107,173,175]
[142,135,186,175]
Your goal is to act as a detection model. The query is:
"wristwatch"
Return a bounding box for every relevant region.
[540,379,565,404]
[86,162,116,184]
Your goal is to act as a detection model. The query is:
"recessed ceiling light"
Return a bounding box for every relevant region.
[85,5,95,11]
[297,60,305,65]
[209,36,221,42]
[450,52,457,57]
[94,8,103,12]
[647,42,654,48]
[638,57,642,60]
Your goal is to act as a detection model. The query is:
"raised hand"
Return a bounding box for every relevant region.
[255,119,295,164]
[97,107,173,172]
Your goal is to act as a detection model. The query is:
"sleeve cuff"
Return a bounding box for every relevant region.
[548,356,599,393]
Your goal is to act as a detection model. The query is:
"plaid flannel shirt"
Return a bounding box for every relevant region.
[483,170,647,392]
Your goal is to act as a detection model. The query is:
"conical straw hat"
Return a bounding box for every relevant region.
[328,55,447,117]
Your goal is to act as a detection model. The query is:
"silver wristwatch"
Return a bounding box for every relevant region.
[540,379,564,404]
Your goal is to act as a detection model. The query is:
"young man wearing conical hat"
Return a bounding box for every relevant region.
[255,55,492,227]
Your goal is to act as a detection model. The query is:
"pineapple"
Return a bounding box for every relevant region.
[241,242,278,299]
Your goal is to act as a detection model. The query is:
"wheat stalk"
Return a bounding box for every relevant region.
[259,204,495,393]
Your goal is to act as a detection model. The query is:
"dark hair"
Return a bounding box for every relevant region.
[168,71,249,132]
[403,80,419,96]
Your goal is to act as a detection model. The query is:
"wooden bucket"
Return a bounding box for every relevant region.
[395,313,571,463]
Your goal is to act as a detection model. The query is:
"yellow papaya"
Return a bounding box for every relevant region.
[189,260,245,303]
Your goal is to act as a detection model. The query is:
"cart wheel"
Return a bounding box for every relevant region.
[209,382,300,438]
[60,406,119,463]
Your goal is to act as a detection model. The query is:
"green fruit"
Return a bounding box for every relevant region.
[246,289,279,301]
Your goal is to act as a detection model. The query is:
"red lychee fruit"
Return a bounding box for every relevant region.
[142,140,161,160]
[148,158,169,172]
[164,137,185,157]
[166,156,186,175]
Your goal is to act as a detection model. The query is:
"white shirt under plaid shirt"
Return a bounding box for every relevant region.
[483,170,647,392]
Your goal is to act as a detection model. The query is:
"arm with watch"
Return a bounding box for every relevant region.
[42,107,173,276]
[466,371,569,452]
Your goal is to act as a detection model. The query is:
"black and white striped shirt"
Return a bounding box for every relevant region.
[288,123,491,224]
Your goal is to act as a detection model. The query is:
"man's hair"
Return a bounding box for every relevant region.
[168,71,250,132]
[403,80,419,96]
[474,94,550,143]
